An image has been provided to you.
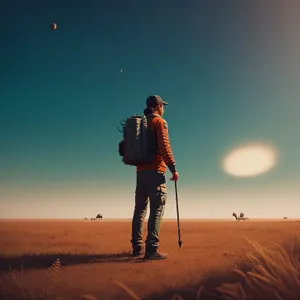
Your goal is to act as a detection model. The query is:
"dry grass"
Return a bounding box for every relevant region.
[213,233,300,300]
[1,222,300,300]
[1,234,300,300]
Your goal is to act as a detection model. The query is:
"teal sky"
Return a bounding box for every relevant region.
[1,1,300,219]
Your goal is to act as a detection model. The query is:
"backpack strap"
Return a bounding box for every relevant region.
[146,113,161,155]
[146,113,161,126]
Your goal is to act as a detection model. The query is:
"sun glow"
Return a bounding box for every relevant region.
[222,143,277,177]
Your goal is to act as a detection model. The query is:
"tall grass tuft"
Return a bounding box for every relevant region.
[48,258,61,282]
[214,236,300,300]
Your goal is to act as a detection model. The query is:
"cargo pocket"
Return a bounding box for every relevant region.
[157,184,167,206]
[160,187,167,217]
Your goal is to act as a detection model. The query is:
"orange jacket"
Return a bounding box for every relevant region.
[136,113,177,174]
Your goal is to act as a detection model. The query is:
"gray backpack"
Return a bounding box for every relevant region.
[118,114,158,166]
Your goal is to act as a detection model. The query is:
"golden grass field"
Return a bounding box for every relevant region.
[1,219,300,300]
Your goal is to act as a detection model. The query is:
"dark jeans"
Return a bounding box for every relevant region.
[131,170,167,253]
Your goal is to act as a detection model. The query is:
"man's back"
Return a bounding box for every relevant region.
[136,111,176,174]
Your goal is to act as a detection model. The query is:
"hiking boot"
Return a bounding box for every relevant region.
[132,248,144,257]
[144,251,168,260]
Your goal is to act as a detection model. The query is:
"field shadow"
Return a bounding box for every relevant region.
[144,268,244,300]
[0,251,134,273]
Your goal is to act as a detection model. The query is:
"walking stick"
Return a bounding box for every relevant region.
[175,180,182,248]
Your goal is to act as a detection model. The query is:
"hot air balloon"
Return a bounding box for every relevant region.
[51,23,57,30]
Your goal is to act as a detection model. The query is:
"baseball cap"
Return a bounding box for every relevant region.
[146,95,168,107]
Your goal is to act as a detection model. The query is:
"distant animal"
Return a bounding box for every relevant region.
[84,217,88,220]
[88,214,103,221]
[96,214,103,220]
[283,217,288,219]
[233,212,249,221]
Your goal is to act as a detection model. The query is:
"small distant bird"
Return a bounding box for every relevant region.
[51,22,57,30]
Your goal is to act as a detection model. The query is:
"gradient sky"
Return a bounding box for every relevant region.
[1,1,300,219]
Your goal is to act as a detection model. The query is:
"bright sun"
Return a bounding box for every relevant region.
[222,143,277,177]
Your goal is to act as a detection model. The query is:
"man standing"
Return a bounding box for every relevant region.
[131,95,179,260]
